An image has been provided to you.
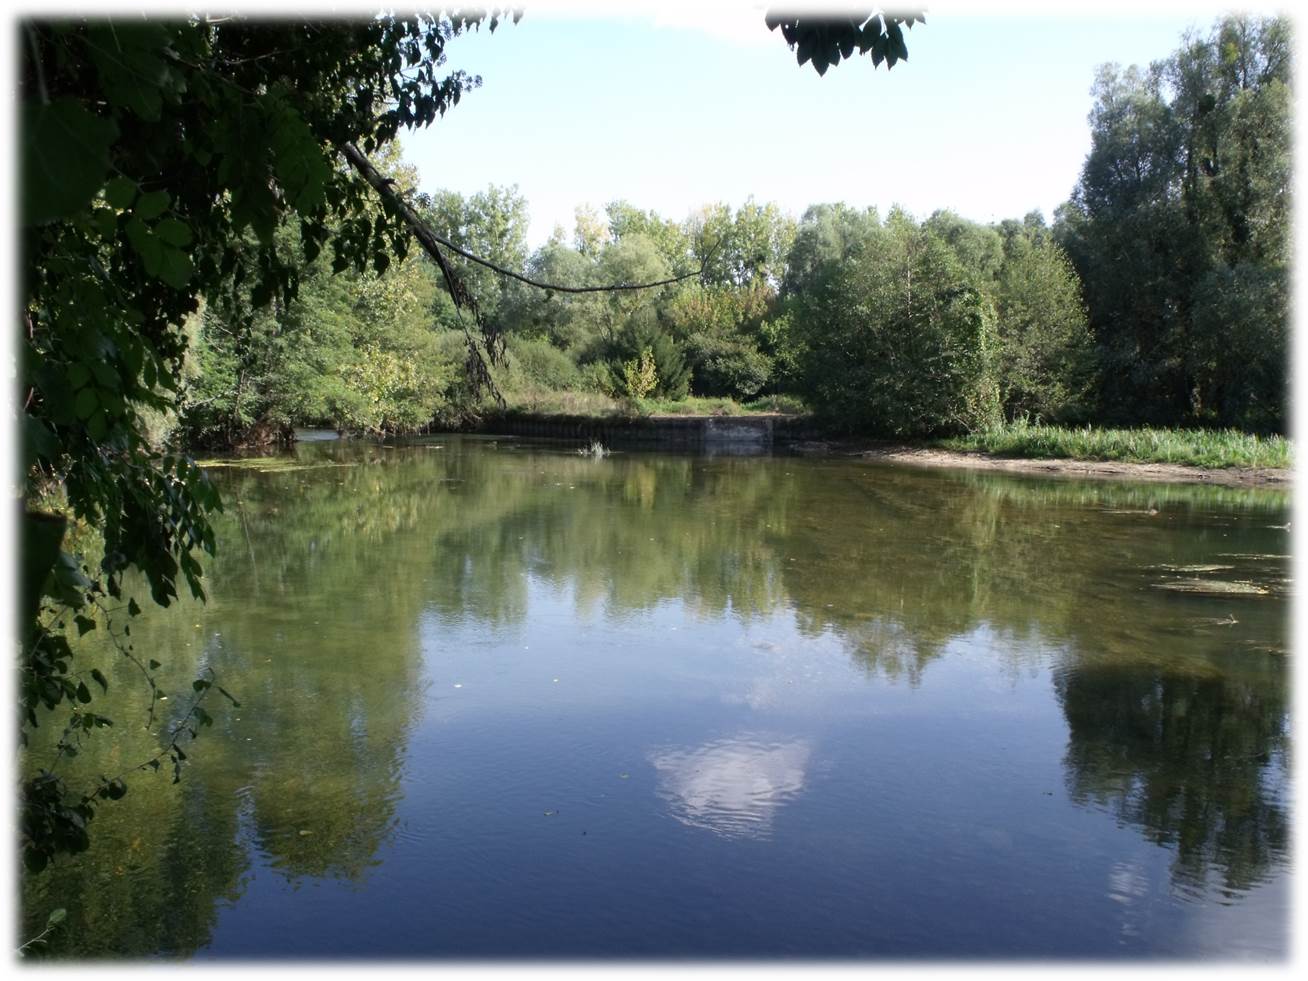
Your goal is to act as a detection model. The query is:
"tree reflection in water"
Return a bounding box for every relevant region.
[21,439,1290,957]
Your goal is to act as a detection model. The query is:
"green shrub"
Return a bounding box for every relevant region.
[608,315,691,401]
[505,335,581,391]
[577,360,617,395]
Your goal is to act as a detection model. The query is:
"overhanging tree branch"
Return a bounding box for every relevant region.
[339,141,720,295]
[339,140,723,413]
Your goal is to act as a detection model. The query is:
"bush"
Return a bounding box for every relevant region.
[577,360,618,396]
[505,335,582,391]
[607,315,691,401]
[683,332,773,400]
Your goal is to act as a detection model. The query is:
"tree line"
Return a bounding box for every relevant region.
[180,14,1289,448]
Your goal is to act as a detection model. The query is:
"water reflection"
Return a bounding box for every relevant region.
[20,438,1291,958]
[649,735,812,839]
[1055,659,1291,900]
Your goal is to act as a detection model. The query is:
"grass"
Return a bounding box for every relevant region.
[940,419,1291,470]
[501,388,621,417]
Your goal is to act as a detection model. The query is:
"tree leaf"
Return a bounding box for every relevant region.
[125,216,162,275]
[103,176,137,210]
[135,190,171,221]
[154,217,192,247]
[156,246,194,289]
[22,98,119,225]
[73,387,99,420]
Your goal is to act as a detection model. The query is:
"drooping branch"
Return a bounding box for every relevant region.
[338,142,479,309]
[339,141,719,295]
[339,141,505,406]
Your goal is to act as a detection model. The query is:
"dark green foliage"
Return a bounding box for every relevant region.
[1054,15,1290,431]
[786,212,1000,436]
[20,12,509,869]
[766,10,925,74]
[682,334,774,401]
[609,316,692,401]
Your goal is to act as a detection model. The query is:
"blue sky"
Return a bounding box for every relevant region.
[400,5,1222,246]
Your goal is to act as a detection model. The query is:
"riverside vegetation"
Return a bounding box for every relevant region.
[180,16,1287,466]
[16,9,1290,937]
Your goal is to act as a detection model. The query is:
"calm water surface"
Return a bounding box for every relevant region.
[22,437,1292,959]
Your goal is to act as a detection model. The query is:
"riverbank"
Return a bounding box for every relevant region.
[788,440,1292,488]
[467,411,1292,487]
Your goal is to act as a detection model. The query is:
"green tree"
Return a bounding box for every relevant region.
[1055,15,1290,430]
[992,231,1096,422]
[419,183,530,325]
[606,200,695,275]
[787,210,1000,435]
[572,203,610,258]
[506,240,608,356]
[781,202,882,297]
[923,210,1004,283]
[689,199,796,288]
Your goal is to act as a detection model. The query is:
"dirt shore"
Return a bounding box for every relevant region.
[786,440,1293,488]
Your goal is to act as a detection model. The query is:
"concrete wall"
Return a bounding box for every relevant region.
[473,413,821,450]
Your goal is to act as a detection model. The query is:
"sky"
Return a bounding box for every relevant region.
[399,2,1227,247]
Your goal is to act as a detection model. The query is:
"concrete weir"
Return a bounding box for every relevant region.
[475,414,816,453]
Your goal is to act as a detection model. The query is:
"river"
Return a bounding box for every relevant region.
[21,435,1292,959]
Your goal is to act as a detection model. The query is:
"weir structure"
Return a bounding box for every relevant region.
[472,414,821,453]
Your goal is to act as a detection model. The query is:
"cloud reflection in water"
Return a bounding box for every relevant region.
[648,734,812,839]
